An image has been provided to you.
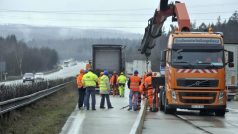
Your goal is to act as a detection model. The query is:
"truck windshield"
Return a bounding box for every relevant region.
[171,49,224,68]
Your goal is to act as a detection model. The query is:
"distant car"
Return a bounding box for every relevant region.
[23,73,35,83]
[35,72,44,81]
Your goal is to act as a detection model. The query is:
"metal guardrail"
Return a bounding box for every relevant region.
[0,81,73,115]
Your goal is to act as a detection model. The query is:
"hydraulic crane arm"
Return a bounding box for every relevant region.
[140,0,190,57]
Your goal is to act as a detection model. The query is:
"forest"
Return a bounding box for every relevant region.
[0,35,58,75]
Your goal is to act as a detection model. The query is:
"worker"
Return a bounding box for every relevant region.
[117,72,127,97]
[144,70,159,112]
[99,70,114,109]
[82,68,98,110]
[110,71,119,96]
[77,69,85,110]
[217,57,222,63]
[137,72,148,109]
[85,61,91,71]
[142,72,147,83]
[204,56,212,63]
[98,72,104,85]
[140,72,148,98]
[127,70,141,111]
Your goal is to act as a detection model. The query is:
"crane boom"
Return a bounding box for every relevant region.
[140,0,190,57]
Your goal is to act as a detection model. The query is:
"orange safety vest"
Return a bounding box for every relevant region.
[139,82,145,93]
[142,74,147,83]
[144,76,153,90]
[110,75,118,85]
[129,75,141,91]
[77,74,84,88]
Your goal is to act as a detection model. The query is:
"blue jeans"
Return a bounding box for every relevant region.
[100,94,112,108]
[78,87,86,108]
[85,87,96,110]
[129,90,139,110]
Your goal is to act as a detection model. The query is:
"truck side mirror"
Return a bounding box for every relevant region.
[228,51,234,63]
[160,51,166,67]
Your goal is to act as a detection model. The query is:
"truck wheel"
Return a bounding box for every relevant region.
[215,109,226,117]
[164,97,176,114]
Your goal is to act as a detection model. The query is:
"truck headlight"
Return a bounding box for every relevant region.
[219,91,224,100]
[171,90,176,100]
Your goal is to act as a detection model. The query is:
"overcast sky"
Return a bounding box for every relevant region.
[0,0,237,33]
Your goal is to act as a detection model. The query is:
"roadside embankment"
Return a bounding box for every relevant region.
[0,82,78,134]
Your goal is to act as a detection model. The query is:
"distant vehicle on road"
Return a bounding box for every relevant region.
[35,72,44,82]
[23,73,35,83]
[63,60,70,67]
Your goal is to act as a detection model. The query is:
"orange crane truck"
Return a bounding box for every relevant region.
[140,0,234,116]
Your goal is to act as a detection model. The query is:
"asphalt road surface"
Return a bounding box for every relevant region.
[0,61,86,86]
[142,101,238,134]
[60,88,138,134]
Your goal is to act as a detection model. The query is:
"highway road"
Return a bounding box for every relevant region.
[0,61,86,86]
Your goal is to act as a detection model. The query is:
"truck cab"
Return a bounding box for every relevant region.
[160,32,234,116]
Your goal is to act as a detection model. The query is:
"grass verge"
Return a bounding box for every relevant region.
[0,82,78,134]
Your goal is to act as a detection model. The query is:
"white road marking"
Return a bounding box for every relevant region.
[60,107,86,134]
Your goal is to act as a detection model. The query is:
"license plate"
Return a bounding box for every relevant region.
[191,105,204,109]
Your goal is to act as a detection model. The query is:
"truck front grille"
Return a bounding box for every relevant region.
[177,79,219,87]
[179,92,217,104]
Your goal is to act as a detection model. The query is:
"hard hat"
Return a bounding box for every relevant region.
[104,70,109,75]
[80,69,84,73]
[120,72,124,75]
[134,70,138,74]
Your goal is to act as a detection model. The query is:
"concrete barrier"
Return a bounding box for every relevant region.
[129,99,148,134]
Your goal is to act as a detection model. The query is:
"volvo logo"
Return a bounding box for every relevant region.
[188,80,209,87]
[195,81,201,86]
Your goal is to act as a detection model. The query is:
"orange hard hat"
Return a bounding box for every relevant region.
[80,69,84,73]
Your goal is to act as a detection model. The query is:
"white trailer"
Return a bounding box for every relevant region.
[132,60,151,77]
[224,44,238,101]
[125,62,133,76]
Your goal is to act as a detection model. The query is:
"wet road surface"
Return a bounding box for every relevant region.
[143,101,238,134]
[0,62,85,86]
[60,88,139,134]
